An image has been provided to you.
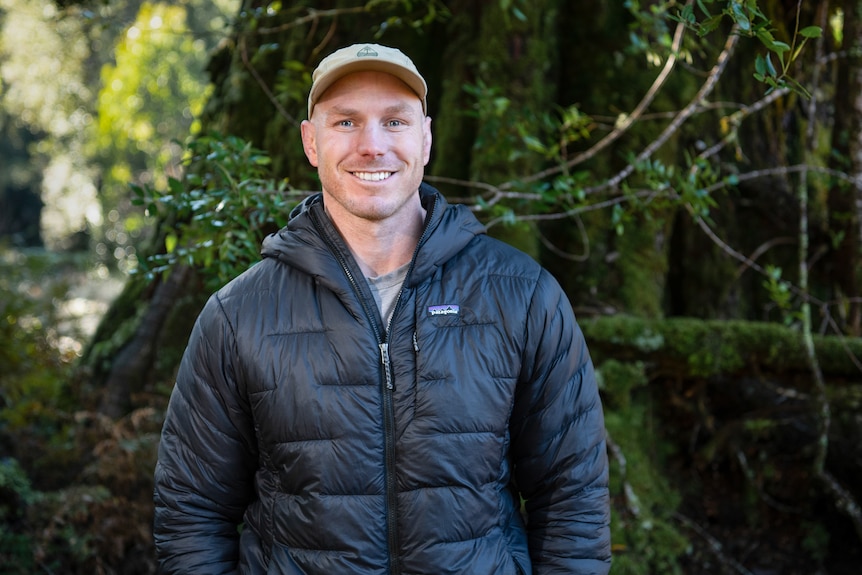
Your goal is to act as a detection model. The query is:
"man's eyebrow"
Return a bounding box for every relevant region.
[382,103,417,117]
[324,102,419,119]
[325,105,360,118]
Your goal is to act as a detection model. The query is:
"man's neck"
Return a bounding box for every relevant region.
[326,204,426,278]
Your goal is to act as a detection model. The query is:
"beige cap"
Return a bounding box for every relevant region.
[307,43,427,118]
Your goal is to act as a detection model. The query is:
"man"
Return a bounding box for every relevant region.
[154,43,611,574]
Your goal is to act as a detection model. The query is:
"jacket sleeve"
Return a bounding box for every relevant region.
[153,293,258,574]
[510,270,611,574]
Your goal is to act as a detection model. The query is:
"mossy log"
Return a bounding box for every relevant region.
[583,314,862,379]
[585,315,862,573]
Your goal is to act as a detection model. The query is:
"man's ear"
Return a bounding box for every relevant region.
[300,120,319,167]
[422,116,432,166]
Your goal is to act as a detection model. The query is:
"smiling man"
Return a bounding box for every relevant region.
[300,66,431,279]
[154,44,611,575]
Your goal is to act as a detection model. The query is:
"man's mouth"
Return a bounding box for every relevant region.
[352,171,393,182]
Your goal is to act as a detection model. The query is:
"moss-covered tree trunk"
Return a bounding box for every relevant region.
[429,0,563,256]
[827,0,862,335]
[536,1,694,318]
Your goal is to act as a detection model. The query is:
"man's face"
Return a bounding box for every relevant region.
[301,70,432,226]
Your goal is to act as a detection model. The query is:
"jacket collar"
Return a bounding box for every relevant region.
[260,183,486,291]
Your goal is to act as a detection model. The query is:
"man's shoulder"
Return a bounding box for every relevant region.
[462,234,544,276]
[211,258,283,305]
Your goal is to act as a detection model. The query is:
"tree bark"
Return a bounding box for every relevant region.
[827,0,862,335]
[98,264,195,418]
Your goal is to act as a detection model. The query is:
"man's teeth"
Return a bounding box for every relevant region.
[354,171,392,181]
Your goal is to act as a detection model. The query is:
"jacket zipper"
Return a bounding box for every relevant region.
[310,196,436,575]
[377,196,435,574]
[379,341,399,574]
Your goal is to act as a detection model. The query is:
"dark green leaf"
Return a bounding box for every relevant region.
[800,26,821,38]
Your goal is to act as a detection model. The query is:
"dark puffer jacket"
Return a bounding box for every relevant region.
[153,184,610,575]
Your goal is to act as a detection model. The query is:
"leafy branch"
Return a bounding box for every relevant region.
[130,134,307,291]
[675,0,822,97]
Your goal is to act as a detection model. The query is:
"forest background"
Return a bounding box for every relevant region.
[1,0,861,573]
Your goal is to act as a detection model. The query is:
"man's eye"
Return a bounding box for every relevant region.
[387,120,403,127]
[337,120,353,127]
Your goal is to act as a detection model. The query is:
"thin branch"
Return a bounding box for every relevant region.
[694,86,790,163]
[509,22,742,205]
[606,431,641,518]
[605,25,740,190]
[239,36,300,127]
[536,214,590,262]
[820,311,862,371]
[686,193,862,376]
[672,512,756,575]
[735,450,803,515]
[485,193,633,228]
[422,174,506,197]
[734,236,796,279]
[801,0,862,543]
[702,164,861,194]
[256,7,369,35]
[800,0,829,479]
[506,0,695,190]
[821,469,862,541]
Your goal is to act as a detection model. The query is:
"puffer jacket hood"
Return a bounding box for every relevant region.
[154,183,611,575]
[260,183,486,291]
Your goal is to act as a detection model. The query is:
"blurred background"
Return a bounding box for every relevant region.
[1,1,860,573]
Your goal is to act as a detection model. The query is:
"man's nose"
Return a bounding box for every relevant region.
[356,123,387,156]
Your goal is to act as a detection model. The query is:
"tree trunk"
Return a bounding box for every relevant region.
[827,0,862,335]
[97,264,194,418]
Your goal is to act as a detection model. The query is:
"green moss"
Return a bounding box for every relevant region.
[596,359,648,411]
[79,272,148,370]
[616,217,670,318]
[586,314,862,572]
[597,359,689,574]
[583,315,862,378]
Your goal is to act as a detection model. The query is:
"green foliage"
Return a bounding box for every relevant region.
[0,458,39,573]
[801,520,830,563]
[598,360,689,575]
[0,249,160,573]
[0,249,78,439]
[674,0,822,97]
[763,265,803,326]
[274,59,313,112]
[0,454,141,575]
[1,386,162,573]
[131,133,298,290]
[463,80,516,159]
[96,1,212,198]
[624,0,686,67]
[372,0,451,32]
[241,0,451,36]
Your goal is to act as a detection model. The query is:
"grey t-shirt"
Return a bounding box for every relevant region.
[366,262,409,330]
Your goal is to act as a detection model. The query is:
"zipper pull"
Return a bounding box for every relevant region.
[412,330,420,353]
[379,342,394,390]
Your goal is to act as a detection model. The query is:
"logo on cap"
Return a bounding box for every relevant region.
[357,46,379,58]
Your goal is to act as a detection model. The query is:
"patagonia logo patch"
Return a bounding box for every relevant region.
[428,304,460,316]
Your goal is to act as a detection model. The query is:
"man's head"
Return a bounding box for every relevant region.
[307,44,427,119]
[300,44,432,227]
